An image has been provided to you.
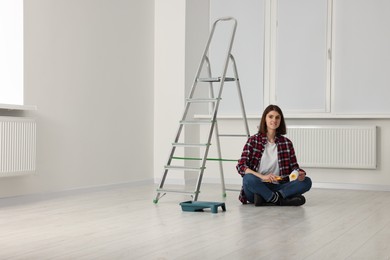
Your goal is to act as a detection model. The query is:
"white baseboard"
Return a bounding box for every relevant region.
[312,182,390,192]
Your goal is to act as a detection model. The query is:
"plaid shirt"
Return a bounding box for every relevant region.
[236,133,303,203]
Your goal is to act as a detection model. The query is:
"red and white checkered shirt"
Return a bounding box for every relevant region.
[236,133,304,203]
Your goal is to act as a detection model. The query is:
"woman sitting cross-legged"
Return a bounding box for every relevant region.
[236,104,312,206]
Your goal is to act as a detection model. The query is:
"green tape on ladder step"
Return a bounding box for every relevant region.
[172,156,237,162]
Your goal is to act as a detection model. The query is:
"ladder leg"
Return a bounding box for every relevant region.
[214,122,227,197]
[193,133,213,201]
[154,168,169,203]
[205,57,226,198]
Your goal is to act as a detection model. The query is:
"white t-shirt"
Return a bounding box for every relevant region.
[258,142,280,176]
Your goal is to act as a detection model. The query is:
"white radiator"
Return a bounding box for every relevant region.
[0,117,36,176]
[287,126,376,169]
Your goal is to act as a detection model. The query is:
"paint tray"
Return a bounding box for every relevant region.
[179,201,226,213]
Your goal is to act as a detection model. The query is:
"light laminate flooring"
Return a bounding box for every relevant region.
[1,182,390,260]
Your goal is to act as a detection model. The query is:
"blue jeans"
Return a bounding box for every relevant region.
[243,173,312,203]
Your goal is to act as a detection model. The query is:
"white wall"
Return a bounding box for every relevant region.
[154,0,210,185]
[0,0,154,198]
[154,0,186,185]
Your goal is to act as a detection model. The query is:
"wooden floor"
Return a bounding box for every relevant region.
[1,182,390,260]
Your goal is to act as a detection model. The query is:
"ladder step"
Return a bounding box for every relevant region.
[172,143,209,147]
[156,188,198,195]
[180,120,214,125]
[218,134,249,137]
[186,98,220,103]
[165,165,205,171]
[197,77,236,82]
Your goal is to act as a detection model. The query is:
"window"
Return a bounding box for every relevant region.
[268,0,390,117]
[210,0,265,115]
[211,0,390,117]
[0,0,24,105]
[332,0,390,115]
[272,0,330,113]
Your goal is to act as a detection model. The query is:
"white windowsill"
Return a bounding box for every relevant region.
[195,113,390,119]
[0,103,37,111]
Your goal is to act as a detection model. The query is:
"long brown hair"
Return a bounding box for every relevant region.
[258,104,286,135]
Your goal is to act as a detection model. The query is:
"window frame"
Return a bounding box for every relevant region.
[264,0,333,116]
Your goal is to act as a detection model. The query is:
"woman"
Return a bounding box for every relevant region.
[236,104,312,206]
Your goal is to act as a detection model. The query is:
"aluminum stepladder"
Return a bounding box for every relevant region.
[153,17,250,203]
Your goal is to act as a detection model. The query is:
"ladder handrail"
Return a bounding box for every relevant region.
[189,17,237,100]
[165,18,237,156]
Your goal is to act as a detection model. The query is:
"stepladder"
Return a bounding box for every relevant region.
[154,17,250,203]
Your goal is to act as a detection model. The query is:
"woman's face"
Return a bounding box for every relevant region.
[265,110,281,131]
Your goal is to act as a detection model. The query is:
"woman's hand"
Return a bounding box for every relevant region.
[298,170,306,181]
[244,169,282,182]
[264,173,280,183]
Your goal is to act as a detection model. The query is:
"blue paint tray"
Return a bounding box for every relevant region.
[179,201,226,213]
